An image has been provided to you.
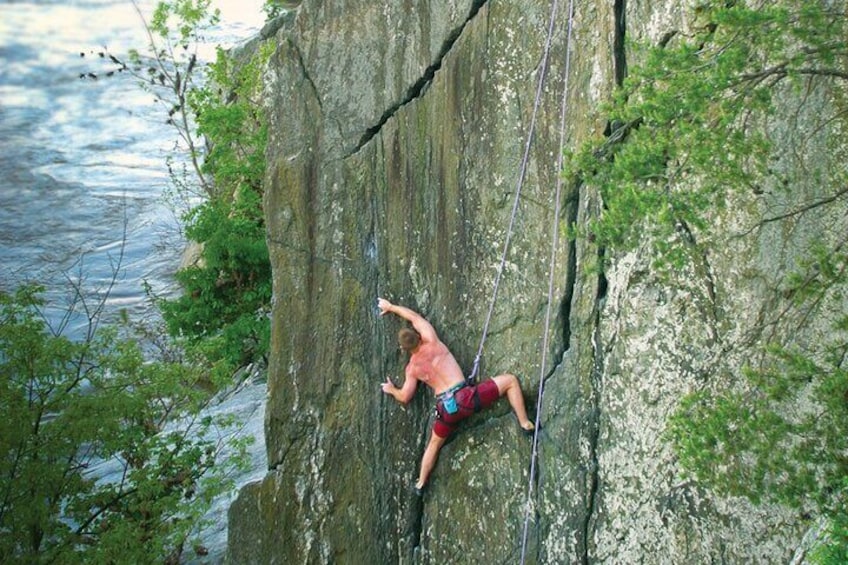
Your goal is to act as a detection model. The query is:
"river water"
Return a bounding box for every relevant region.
[0,1,269,561]
[0,0,265,331]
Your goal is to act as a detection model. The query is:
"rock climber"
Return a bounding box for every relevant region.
[378,297,536,495]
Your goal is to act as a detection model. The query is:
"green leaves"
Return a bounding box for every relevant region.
[668,335,848,536]
[568,0,847,269]
[0,286,250,562]
[150,0,220,47]
[665,241,848,560]
[141,6,273,371]
[159,182,271,369]
[584,1,848,559]
[189,43,271,200]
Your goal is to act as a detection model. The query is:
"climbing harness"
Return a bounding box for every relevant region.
[437,381,466,414]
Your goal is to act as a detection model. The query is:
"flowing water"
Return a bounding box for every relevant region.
[0,0,265,331]
[0,1,269,561]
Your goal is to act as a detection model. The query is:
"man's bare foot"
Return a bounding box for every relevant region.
[521,421,540,436]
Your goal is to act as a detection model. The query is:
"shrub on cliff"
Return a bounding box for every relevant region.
[158,39,274,371]
[106,1,275,372]
[565,0,848,559]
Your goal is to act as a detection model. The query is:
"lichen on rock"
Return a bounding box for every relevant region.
[227,0,844,562]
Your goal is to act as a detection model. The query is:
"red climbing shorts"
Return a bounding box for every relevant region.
[432,378,500,438]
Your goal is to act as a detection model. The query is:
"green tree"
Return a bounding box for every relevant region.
[668,332,848,562]
[90,2,274,370]
[0,283,250,563]
[567,0,848,269]
[158,182,272,369]
[155,40,274,370]
[667,243,848,560]
[566,0,848,559]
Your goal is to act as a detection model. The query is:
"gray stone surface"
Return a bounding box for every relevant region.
[227,0,845,562]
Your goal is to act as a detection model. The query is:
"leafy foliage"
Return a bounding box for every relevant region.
[564,0,848,559]
[669,338,847,505]
[667,238,848,559]
[89,2,275,371]
[27,2,271,561]
[155,41,274,371]
[159,186,272,369]
[189,44,271,198]
[667,326,848,560]
[0,285,251,562]
[566,0,848,269]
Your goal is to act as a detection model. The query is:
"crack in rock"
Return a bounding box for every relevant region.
[347,0,489,156]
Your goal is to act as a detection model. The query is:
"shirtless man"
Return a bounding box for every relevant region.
[378,297,536,494]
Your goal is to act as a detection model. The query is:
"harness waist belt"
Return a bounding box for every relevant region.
[437,381,467,400]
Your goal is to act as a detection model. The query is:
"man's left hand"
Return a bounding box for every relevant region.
[381,377,396,395]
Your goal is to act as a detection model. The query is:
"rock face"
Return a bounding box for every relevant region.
[227,0,843,563]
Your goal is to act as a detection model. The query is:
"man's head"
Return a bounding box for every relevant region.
[398,327,421,353]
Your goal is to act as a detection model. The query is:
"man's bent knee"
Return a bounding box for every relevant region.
[492,373,519,395]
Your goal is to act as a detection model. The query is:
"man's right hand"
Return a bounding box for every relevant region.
[377,298,393,316]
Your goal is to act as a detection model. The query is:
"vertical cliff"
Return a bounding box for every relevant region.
[227,0,845,562]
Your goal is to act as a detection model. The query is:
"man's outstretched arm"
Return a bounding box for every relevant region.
[377,298,438,342]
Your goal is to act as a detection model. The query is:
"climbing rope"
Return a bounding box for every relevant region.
[467,0,563,385]
[458,0,576,557]
[520,0,576,563]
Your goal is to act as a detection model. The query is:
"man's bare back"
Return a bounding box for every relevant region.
[406,340,465,394]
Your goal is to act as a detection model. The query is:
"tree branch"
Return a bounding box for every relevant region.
[739,185,848,237]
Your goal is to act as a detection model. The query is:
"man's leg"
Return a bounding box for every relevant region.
[492,373,534,432]
[416,431,447,490]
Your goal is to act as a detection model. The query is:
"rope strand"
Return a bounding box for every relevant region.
[468,0,562,384]
[520,0,576,562]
